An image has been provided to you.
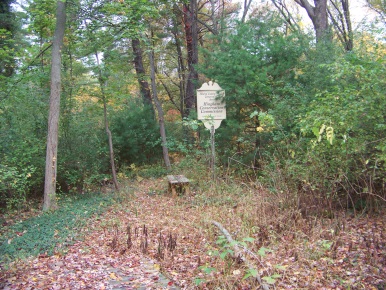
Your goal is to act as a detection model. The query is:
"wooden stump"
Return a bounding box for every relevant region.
[167,175,190,198]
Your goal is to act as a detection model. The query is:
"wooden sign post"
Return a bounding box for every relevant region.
[197,81,226,179]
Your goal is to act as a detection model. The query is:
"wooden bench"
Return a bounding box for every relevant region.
[167,175,190,197]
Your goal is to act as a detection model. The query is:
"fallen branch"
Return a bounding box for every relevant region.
[212,220,269,290]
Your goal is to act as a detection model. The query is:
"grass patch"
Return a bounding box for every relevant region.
[0,192,114,264]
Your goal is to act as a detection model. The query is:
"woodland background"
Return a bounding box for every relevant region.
[1,0,385,212]
[0,0,386,288]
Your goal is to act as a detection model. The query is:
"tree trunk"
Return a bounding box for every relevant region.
[341,0,353,51]
[295,0,329,43]
[102,98,120,191]
[132,38,154,116]
[183,0,199,118]
[95,52,120,191]
[172,5,186,118]
[271,0,302,34]
[328,0,353,51]
[148,50,171,170]
[241,0,253,23]
[43,0,66,211]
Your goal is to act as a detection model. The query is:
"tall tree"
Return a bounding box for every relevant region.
[95,52,120,191]
[328,0,353,51]
[132,37,154,116]
[0,0,16,76]
[241,0,253,23]
[171,5,187,117]
[294,0,329,42]
[148,49,171,170]
[43,0,67,211]
[183,0,199,118]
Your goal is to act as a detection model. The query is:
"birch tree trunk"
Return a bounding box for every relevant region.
[43,0,66,211]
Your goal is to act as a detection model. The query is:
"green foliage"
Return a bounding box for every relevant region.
[27,0,56,40]
[297,52,386,203]
[123,163,168,180]
[0,192,114,263]
[111,102,162,166]
[199,14,309,169]
[0,92,47,208]
[199,8,385,209]
[0,164,36,210]
[201,234,280,286]
[0,0,19,77]
[57,101,108,193]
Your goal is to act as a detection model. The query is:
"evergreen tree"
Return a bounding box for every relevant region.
[0,0,17,76]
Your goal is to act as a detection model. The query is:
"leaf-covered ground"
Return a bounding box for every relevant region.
[1,178,385,289]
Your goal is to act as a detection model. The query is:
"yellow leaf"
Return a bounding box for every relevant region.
[109,272,117,280]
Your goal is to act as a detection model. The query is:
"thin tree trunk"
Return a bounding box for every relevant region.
[95,52,120,191]
[148,50,171,170]
[341,0,353,51]
[43,0,67,211]
[103,97,120,191]
[328,0,353,51]
[241,0,253,23]
[271,0,301,33]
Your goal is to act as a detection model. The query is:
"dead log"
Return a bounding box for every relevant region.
[212,220,269,290]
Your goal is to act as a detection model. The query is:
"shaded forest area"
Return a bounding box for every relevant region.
[0,0,385,288]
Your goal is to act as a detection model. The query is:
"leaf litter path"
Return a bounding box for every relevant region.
[0,178,208,290]
[1,178,386,289]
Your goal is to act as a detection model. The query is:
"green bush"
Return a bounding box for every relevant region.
[111,102,162,166]
[58,106,108,193]
[297,53,386,207]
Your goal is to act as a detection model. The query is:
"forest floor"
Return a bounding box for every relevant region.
[1,177,385,289]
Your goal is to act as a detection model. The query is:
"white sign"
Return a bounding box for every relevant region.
[197,81,226,130]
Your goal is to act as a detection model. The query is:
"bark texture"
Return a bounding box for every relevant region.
[43,0,67,211]
[295,0,329,42]
[183,0,198,118]
[132,38,154,114]
[171,5,186,117]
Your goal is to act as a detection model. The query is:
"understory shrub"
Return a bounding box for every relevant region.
[111,102,161,166]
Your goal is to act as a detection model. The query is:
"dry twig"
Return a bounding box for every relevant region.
[212,220,270,290]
